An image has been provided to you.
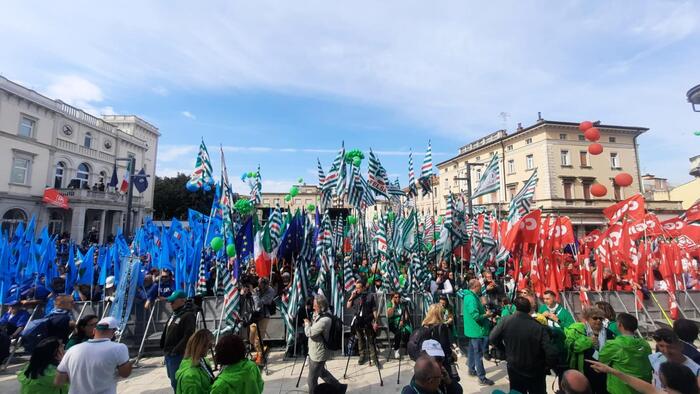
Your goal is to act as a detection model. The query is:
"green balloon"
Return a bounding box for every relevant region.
[226,244,236,257]
[387,212,396,222]
[210,236,224,252]
[285,194,292,202]
[347,215,357,225]
[695,131,700,136]
[297,177,304,183]
[248,172,256,178]
[290,186,299,197]
[353,157,361,167]
[307,204,316,211]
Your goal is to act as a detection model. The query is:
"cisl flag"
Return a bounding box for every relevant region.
[603,194,645,224]
[42,188,69,209]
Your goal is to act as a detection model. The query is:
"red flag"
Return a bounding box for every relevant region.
[683,200,700,222]
[504,210,541,251]
[603,194,645,224]
[42,188,70,209]
[661,217,686,237]
[547,216,575,249]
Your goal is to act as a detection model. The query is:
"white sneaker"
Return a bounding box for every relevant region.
[394,349,401,359]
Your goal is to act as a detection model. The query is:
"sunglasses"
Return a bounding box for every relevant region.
[590,316,604,321]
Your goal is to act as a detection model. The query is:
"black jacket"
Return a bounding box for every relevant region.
[489,311,559,377]
[160,305,196,356]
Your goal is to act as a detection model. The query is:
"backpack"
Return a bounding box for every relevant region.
[321,313,343,351]
[407,325,434,361]
[20,317,50,353]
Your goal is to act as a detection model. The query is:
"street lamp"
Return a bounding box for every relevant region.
[453,162,484,217]
[114,156,149,238]
[687,83,700,112]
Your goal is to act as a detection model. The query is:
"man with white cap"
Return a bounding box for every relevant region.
[419,340,462,394]
[55,316,132,393]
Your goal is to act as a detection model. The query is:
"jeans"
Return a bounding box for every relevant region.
[164,353,183,391]
[467,337,488,380]
[307,359,342,394]
[507,367,546,394]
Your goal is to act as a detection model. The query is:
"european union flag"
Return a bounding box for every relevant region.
[234,216,253,278]
[278,211,303,263]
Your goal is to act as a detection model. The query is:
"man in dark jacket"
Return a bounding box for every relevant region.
[160,290,196,391]
[346,279,379,366]
[489,296,559,394]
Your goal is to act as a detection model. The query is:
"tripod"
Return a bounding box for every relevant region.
[342,326,383,386]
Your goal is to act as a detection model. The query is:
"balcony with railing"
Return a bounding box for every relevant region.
[55,138,114,162]
[58,188,143,206]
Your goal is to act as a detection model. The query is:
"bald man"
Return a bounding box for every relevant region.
[401,355,443,394]
[560,370,592,394]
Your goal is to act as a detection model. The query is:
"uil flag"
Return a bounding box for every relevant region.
[119,160,132,193]
[472,153,500,199]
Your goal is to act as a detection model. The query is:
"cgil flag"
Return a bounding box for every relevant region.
[471,153,500,199]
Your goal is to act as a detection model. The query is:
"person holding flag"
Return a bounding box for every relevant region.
[537,290,575,329]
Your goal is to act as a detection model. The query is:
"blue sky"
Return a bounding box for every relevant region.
[2,1,699,191]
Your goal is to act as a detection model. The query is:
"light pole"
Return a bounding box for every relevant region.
[115,156,148,238]
[687,84,700,112]
[453,162,484,217]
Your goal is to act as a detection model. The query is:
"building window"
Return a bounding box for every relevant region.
[10,155,31,184]
[508,185,517,201]
[84,132,93,149]
[526,138,532,145]
[609,137,616,143]
[563,181,573,200]
[614,183,622,200]
[507,144,513,151]
[273,198,279,205]
[578,135,585,141]
[19,115,36,138]
[1,208,27,236]
[610,152,620,168]
[475,169,482,181]
[294,198,301,205]
[48,211,63,236]
[54,162,66,189]
[580,151,589,167]
[507,159,515,174]
[526,154,534,170]
[559,133,567,140]
[561,150,570,166]
[582,182,592,200]
[75,163,90,189]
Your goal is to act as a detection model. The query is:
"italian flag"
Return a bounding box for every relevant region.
[120,160,132,193]
[254,231,272,278]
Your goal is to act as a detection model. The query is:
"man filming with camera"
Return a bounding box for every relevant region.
[241,276,276,366]
[346,279,379,366]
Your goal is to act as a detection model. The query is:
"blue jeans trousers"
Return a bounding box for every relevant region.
[164,353,183,391]
[467,337,488,380]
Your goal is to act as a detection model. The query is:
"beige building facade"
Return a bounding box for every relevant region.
[670,155,700,210]
[0,76,160,242]
[436,119,682,236]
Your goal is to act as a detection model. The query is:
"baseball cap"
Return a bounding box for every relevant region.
[105,276,115,289]
[167,290,187,303]
[96,316,119,330]
[421,339,445,358]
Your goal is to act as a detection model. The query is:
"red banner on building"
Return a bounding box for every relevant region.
[42,188,69,209]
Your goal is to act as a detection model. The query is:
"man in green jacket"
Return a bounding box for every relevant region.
[538,290,575,329]
[462,279,494,386]
[598,313,652,394]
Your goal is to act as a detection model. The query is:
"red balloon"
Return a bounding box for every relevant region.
[579,121,594,131]
[588,143,603,155]
[590,183,607,197]
[584,127,600,142]
[614,172,633,187]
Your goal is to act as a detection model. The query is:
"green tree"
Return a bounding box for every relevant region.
[153,173,215,220]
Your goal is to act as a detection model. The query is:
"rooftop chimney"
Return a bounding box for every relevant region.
[517,122,523,131]
[537,112,543,121]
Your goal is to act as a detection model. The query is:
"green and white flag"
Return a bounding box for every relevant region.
[507,168,538,226]
[187,139,214,191]
[471,153,500,199]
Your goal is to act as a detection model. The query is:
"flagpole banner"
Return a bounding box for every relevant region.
[42,188,70,209]
[471,153,500,199]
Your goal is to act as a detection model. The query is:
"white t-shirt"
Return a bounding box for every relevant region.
[649,352,700,389]
[57,338,130,394]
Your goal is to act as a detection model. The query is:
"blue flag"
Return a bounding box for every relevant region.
[108,163,119,188]
[234,216,254,278]
[133,168,149,193]
[76,246,95,285]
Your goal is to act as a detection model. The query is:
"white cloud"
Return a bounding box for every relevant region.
[44,75,115,116]
[152,86,169,96]
[181,111,196,120]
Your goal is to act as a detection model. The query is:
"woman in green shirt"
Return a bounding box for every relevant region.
[65,314,98,350]
[175,329,215,394]
[211,334,264,394]
[17,337,69,394]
